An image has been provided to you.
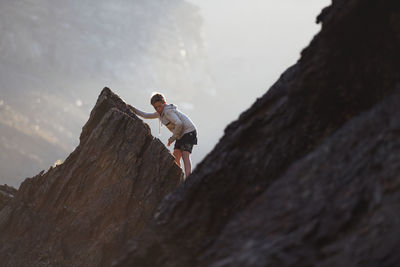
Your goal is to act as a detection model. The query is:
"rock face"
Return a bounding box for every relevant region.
[116,1,400,266]
[0,88,182,267]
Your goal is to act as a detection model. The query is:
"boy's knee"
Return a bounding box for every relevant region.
[173,149,182,157]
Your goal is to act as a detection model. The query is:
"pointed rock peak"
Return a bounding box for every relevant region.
[0,87,183,267]
[80,87,147,144]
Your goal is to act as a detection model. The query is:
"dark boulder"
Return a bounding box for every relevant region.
[117,0,400,266]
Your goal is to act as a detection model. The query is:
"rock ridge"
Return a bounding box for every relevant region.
[0,87,182,267]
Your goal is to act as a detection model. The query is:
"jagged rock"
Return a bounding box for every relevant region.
[116,0,400,266]
[0,185,17,210]
[0,88,182,267]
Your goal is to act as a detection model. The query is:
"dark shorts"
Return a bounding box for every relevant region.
[174,130,197,153]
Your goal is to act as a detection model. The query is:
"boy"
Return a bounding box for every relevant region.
[129,93,197,179]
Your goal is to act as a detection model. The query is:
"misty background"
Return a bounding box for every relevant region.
[0,0,329,188]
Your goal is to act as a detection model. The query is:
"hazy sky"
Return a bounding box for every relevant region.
[186,0,331,113]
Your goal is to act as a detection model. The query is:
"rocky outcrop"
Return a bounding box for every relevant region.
[0,88,182,267]
[116,0,400,266]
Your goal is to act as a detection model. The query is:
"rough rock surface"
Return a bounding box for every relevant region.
[117,0,400,266]
[0,88,182,267]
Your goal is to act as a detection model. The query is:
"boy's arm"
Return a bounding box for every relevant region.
[129,105,158,119]
[165,110,183,144]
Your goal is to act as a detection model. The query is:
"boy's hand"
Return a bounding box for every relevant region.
[127,104,136,112]
[168,137,175,146]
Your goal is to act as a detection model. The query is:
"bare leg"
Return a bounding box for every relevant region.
[173,149,182,167]
[181,151,192,178]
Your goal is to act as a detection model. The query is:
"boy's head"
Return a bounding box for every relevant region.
[150,92,166,114]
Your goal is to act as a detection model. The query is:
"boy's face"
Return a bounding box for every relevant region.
[152,101,165,114]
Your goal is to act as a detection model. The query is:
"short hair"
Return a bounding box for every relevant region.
[150,92,166,105]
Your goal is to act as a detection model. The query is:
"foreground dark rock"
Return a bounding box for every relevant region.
[116,0,400,266]
[0,88,182,267]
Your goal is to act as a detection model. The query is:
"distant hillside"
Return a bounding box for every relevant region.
[0,185,16,210]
